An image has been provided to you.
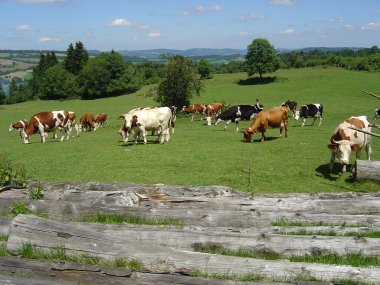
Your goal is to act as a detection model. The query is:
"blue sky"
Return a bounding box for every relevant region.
[1,0,380,51]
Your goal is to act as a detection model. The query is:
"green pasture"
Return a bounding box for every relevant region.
[1,67,379,193]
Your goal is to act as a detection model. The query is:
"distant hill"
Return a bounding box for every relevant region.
[277,47,365,54]
[118,48,247,58]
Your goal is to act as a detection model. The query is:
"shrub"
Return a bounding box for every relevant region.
[0,154,28,187]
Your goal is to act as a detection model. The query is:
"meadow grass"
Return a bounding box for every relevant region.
[77,213,183,228]
[18,243,143,270]
[0,67,379,194]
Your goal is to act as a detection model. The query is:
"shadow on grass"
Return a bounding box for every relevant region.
[315,163,356,183]
[237,76,288,86]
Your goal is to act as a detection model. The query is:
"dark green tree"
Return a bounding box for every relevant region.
[7,78,18,104]
[0,87,6,105]
[64,41,89,74]
[155,55,204,107]
[39,63,79,100]
[197,59,214,79]
[245,38,280,79]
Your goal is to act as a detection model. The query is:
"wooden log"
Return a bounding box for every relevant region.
[6,215,380,284]
[0,257,292,285]
[362,90,380,100]
[355,160,380,181]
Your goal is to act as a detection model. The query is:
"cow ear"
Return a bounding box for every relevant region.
[351,143,361,151]
[327,144,337,151]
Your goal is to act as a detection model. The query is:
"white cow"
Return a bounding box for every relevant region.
[327,115,372,173]
[120,107,172,145]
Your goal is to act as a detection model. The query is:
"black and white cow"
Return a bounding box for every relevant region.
[281,100,297,117]
[294,103,323,127]
[374,108,380,120]
[215,104,263,131]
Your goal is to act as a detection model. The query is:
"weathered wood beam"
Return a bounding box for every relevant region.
[355,160,380,182]
[362,90,380,100]
[349,126,380,138]
[6,215,380,284]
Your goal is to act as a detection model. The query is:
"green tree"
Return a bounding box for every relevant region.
[7,78,18,104]
[64,41,89,74]
[39,63,79,100]
[245,38,280,79]
[197,59,213,79]
[155,55,204,107]
[0,87,6,105]
[79,51,136,99]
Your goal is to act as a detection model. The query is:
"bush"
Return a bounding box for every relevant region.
[0,154,28,187]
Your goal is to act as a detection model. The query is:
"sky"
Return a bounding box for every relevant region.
[1,0,380,51]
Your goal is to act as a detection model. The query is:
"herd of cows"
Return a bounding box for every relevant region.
[8,100,375,174]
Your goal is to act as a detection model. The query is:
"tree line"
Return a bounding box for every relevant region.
[1,39,379,106]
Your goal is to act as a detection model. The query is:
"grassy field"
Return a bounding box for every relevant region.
[1,67,379,194]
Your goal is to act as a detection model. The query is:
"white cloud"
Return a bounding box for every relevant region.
[15,0,66,3]
[240,31,253,37]
[361,22,380,30]
[280,28,295,34]
[15,24,34,32]
[39,37,59,42]
[239,13,265,22]
[108,18,132,26]
[269,0,294,6]
[183,5,223,16]
[148,30,161,37]
[345,24,354,30]
[108,18,160,38]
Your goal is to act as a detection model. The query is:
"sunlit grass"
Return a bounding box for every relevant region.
[0,68,379,193]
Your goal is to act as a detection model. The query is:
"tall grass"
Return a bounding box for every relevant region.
[0,68,379,193]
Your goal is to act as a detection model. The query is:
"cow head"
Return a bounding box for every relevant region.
[328,139,360,166]
[243,129,254,143]
[294,111,300,120]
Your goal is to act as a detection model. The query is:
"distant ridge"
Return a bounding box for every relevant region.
[118,48,247,58]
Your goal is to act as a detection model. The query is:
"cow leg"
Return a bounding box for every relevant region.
[318,117,322,126]
[141,129,148,144]
[312,117,317,126]
[365,144,372,161]
[284,121,288,138]
[301,118,306,127]
[261,131,266,142]
[329,151,336,172]
[191,114,194,122]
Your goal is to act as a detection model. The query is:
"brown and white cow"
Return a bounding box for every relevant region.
[79,112,97,132]
[243,106,289,143]
[61,111,79,137]
[205,102,223,126]
[182,103,206,122]
[21,111,69,144]
[95,113,108,128]
[120,107,172,145]
[327,116,372,174]
[9,119,29,137]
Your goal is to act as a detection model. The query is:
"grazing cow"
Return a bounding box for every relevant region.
[181,103,206,122]
[374,109,380,120]
[21,111,70,144]
[243,106,288,143]
[95,113,108,128]
[9,119,29,136]
[215,104,263,131]
[281,100,297,117]
[61,111,79,137]
[120,107,172,145]
[79,112,97,132]
[294,103,323,127]
[205,102,223,126]
[327,116,372,174]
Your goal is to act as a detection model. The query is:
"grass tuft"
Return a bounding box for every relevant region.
[78,213,183,228]
[11,202,31,216]
[18,243,144,270]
